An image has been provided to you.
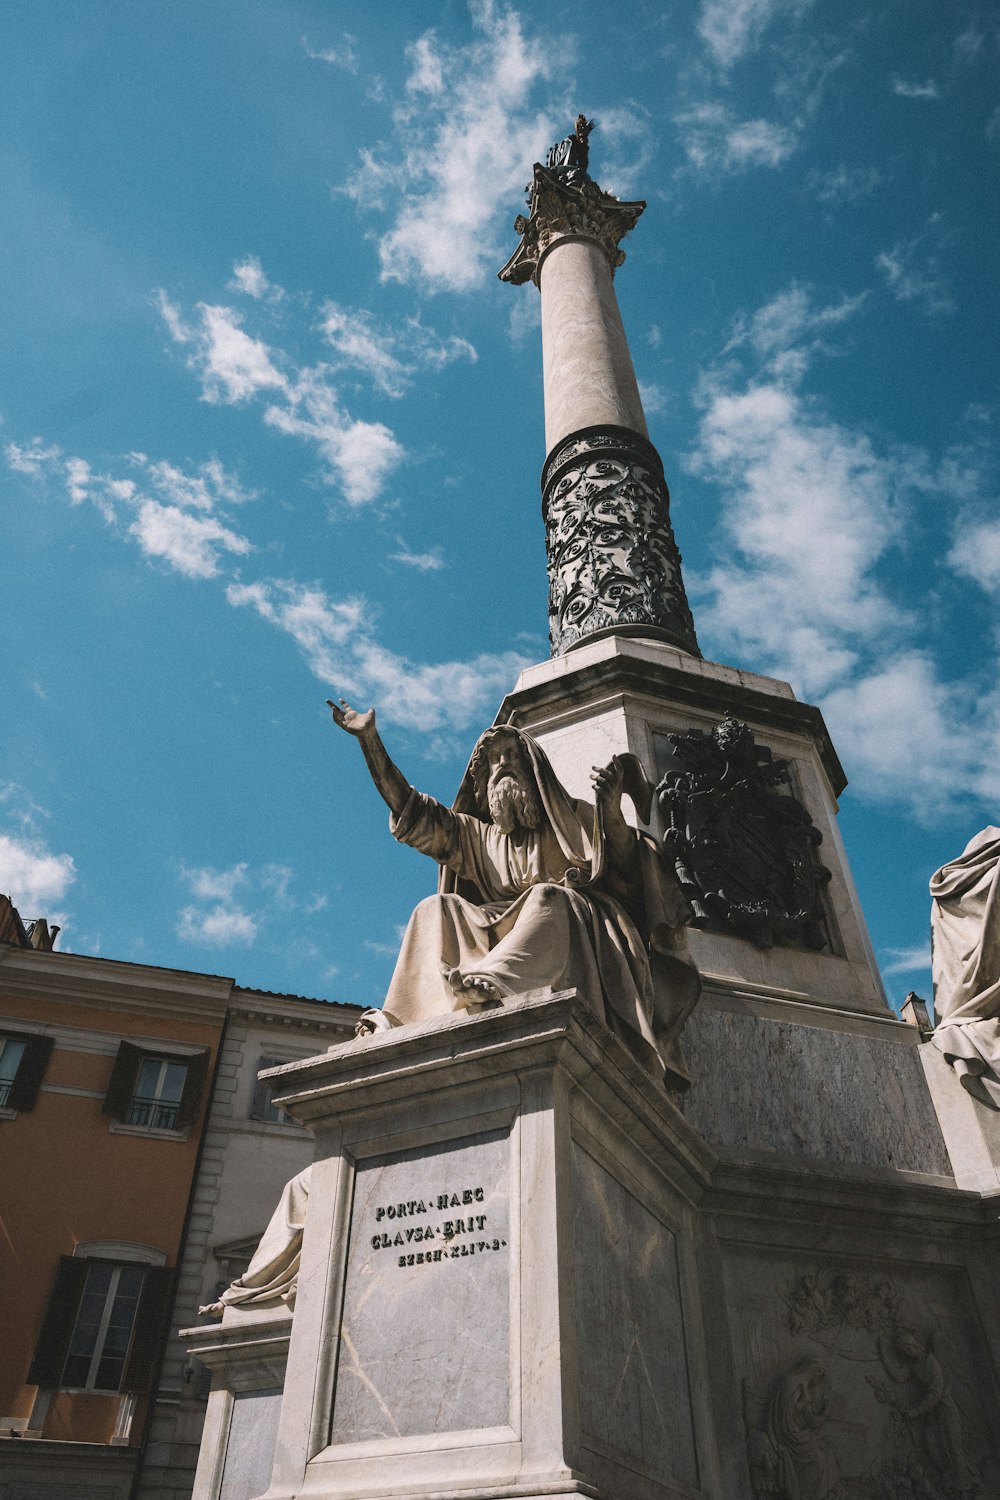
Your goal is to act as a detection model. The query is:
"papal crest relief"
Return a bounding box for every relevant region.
[656,716,832,951]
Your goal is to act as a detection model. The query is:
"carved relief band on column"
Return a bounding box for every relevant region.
[542,424,700,657]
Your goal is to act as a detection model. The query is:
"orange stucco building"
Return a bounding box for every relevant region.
[0,895,230,1497]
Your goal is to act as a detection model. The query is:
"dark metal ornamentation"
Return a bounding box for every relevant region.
[656,717,832,950]
[542,425,700,657]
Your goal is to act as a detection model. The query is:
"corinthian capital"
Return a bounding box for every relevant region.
[498,164,645,288]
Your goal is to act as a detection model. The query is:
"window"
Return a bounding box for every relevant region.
[102,1041,208,1133]
[250,1057,292,1124]
[0,1030,54,1111]
[27,1255,173,1395]
[61,1261,146,1391]
[127,1057,188,1130]
[0,1037,27,1106]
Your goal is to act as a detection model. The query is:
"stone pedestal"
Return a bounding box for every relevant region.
[248,990,717,1500]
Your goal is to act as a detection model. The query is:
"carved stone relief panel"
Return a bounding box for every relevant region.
[330,1129,511,1445]
[721,1244,998,1498]
[542,424,700,657]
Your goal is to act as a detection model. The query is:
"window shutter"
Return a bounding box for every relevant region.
[102,1041,144,1120]
[7,1033,55,1111]
[121,1265,174,1393]
[26,1256,88,1387]
[175,1050,209,1129]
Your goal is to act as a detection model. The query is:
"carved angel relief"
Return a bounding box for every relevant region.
[656,717,832,951]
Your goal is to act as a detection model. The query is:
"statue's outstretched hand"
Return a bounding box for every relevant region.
[591,756,626,810]
[327,699,376,737]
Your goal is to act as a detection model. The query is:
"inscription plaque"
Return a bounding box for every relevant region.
[331,1130,511,1444]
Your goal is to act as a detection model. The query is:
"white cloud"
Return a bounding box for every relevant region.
[343,3,556,291]
[6,440,255,580]
[177,904,257,946]
[948,516,1000,592]
[881,943,932,976]
[182,863,249,903]
[318,302,476,398]
[0,831,76,915]
[876,217,955,315]
[227,576,528,732]
[177,862,256,947]
[302,34,358,72]
[229,256,284,302]
[5,439,60,474]
[389,546,446,571]
[697,0,812,69]
[637,381,667,415]
[892,77,939,100]
[264,372,403,506]
[128,500,252,578]
[157,294,405,506]
[805,163,883,204]
[691,284,1000,817]
[675,104,797,174]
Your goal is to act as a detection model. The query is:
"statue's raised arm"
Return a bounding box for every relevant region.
[327,699,412,817]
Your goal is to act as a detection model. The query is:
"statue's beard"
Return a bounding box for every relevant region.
[488,774,542,835]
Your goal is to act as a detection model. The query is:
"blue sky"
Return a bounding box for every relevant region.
[2,0,997,1013]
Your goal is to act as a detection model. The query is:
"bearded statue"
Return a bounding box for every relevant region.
[329,702,701,1089]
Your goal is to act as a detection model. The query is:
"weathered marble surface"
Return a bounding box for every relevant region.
[218,1387,282,1500]
[331,1130,511,1444]
[572,1142,698,1488]
[540,238,647,450]
[682,1002,952,1176]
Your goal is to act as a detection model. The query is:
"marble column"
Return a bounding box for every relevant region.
[500,151,699,660]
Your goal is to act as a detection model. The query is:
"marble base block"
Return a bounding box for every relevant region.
[244,990,716,1500]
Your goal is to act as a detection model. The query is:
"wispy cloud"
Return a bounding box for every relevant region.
[228,255,285,302]
[689,284,1000,817]
[875,215,955,315]
[389,545,446,571]
[176,862,257,948]
[882,943,931,976]
[227,577,528,733]
[318,301,476,397]
[342,3,557,291]
[805,163,883,204]
[675,104,797,174]
[0,831,76,919]
[697,0,813,69]
[891,76,939,100]
[10,444,255,580]
[301,33,358,73]
[158,291,404,505]
[948,516,1000,593]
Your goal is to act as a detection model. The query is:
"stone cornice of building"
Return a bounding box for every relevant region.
[0,945,234,1022]
[497,163,645,287]
[497,636,848,798]
[229,988,361,1031]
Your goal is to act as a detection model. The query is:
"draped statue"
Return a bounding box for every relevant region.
[930,826,1000,1107]
[330,702,701,1089]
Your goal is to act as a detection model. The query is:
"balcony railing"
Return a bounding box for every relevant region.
[126,1095,179,1129]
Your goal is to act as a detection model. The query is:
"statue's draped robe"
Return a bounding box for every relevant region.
[201,1167,310,1316]
[383,730,700,1083]
[930,826,1000,1105]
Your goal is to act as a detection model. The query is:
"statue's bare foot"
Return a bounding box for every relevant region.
[463,975,503,1008]
[354,1007,393,1039]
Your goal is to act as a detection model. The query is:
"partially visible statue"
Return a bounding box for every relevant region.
[657,717,831,951]
[745,1357,837,1500]
[545,113,594,186]
[870,1325,979,1492]
[328,702,701,1088]
[929,827,1000,1106]
[200,1167,310,1317]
